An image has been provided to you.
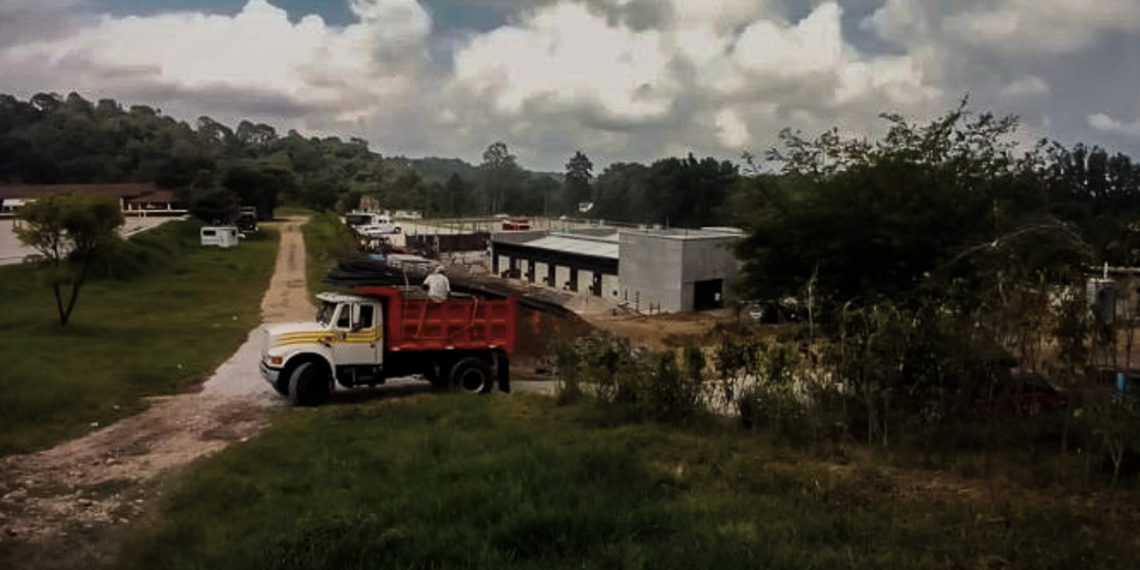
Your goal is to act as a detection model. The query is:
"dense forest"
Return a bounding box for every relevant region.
[0,92,740,227]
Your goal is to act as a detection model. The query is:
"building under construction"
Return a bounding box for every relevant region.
[491,226,743,313]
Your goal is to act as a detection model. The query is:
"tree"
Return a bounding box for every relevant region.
[647,154,737,228]
[564,150,593,214]
[222,162,290,219]
[594,162,651,222]
[480,141,520,214]
[15,193,124,325]
[187,187,241,224]
[736,103,1080,309]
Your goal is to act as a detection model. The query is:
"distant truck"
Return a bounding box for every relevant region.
[345,211,401,236]
[236,207,258,233]
[260,285,516,405]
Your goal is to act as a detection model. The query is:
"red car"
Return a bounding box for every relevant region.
[501,217,531,231]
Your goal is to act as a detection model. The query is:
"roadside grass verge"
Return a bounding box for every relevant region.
[301,211,358,298]
[118,395,1135,570]
[0,220,277,456]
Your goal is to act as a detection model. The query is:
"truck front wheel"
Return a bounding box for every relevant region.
[289,361,331,406]
[450,357,492,394]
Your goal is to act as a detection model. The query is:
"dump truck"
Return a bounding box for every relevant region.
[260,285,516,406]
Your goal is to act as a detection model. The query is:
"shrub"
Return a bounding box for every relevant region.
[551,333,706,424]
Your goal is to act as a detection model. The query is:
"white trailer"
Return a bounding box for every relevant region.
[200,226,240,248]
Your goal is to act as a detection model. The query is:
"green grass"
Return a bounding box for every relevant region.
[117,395,1135,569]
[273,206,317,218]
[301,211,359,298]
[0,220,277,456]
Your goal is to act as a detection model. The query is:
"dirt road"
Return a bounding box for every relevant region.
[0,217,314,568]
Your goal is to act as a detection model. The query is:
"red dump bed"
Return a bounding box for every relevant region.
[355,286,517,354]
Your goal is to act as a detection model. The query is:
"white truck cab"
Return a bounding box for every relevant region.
[260,293,384,402]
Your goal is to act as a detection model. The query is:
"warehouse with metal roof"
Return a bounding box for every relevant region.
[491,226,743,313]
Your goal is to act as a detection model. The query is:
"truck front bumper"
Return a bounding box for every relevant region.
[259,361,282,386]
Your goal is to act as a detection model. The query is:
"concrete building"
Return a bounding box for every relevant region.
[491,226,742,313]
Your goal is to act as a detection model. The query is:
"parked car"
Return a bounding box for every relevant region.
[745,298,803,324]
[501,217,531,231]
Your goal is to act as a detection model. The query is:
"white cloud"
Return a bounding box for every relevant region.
[1000,75,1050,98]
[714,108,750,149]
[446,1,942,161]
[2,0,1137,169]
[726,4,938,108]
[0,0,431,122]
[733,3,844,79]
[1089,113,1140,138]
[945,0,1140,55]
[450,3,674,122]
[862,0,933,48]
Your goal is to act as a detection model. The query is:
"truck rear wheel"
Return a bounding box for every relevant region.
[450,357,492,394]
[289,361,330,406]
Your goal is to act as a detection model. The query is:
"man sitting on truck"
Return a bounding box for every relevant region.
[423,266,451,302]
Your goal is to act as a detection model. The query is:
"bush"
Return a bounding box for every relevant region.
[551,333,706,424]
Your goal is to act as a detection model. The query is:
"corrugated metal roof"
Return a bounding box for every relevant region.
[522,234,619,259]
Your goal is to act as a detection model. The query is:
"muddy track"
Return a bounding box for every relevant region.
[0,217,314,569]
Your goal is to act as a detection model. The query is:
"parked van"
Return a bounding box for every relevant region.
[201,226,240,248]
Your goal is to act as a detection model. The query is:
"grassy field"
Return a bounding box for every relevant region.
[300,211,359,298]
[117,394,1135,570]
[0,220,277,455]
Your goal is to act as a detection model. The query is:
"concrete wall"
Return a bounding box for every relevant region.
[579,269,595,296]
[602,273,620,301]
[555,265,571,291]
[491,230,549,245]
[535,261,550,286]
[618,232,740,312]
[619,232,685,312]
[679,237,740,310]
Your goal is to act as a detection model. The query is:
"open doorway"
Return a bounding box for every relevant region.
[693,279,724,311]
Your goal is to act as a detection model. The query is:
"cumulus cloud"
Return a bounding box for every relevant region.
[445,1,943,164]
[1089,113,1140,138]
[0,0,431,123]
[945,0,1140,55]
[449,2,674,123]
[0,0,1137,168]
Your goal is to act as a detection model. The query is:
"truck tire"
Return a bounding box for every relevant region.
[449,357,492,394]
[289,361,330,406]
[272,373,290,396]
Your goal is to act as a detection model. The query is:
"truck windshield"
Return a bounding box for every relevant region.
[315,302,337,325]
[345,215,371,226]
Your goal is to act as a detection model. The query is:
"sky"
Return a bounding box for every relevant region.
[1,0,1139,171]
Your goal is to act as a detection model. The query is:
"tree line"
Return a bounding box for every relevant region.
[0,92,741,228]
